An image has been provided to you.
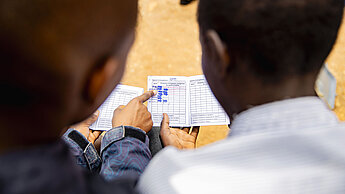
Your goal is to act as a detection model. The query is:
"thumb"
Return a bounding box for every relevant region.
[85,110,100,126]
[160,113,170,135]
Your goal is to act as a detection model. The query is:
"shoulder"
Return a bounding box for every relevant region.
[137,141,241,194]
[137,126,345,194]
[137,146,200,194]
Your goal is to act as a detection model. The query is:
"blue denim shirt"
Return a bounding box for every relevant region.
[0,140,141,194]
[62,126,152,181]
[0,126,151,194]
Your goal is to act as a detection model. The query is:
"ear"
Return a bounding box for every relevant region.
[87,57,121,103]
[206,30,231,78]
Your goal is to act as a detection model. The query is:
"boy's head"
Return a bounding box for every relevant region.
[0,0,137,148]
[198,0,343,117]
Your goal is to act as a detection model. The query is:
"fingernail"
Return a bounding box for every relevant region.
[153,90,158,96]
[94,110,100,116]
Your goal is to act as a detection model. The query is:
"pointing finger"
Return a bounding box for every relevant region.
[136,91,157,103]
[117,105,125,110]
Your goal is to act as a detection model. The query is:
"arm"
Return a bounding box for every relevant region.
[62,112,102,173]
[99,91,155,180]
[63,128,102,172]
[99,100,201,180]
[64,91,155,180]
[99,126,151,181]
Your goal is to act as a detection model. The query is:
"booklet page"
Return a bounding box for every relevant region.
[90,84,144,131]
[148,76,190,127]
[189,75,230,126]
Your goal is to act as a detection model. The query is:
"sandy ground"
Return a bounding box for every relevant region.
[122,0,345,146]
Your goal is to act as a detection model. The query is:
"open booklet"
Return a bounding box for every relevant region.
[90,85,144,131]
[148,75,230,127]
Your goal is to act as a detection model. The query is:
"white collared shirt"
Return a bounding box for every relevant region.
[137,97,345,194]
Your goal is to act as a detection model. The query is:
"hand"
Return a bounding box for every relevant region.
[112,91,156,133]
[70,111,102,144]
[94,131,105,153]
[160,113,199,149]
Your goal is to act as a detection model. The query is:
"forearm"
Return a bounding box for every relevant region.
[100,126,152,181]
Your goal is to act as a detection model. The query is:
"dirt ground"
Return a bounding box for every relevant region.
[122,0,345,147]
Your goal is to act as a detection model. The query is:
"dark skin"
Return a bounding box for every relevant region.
[200,30,319,119]
[71,111,102,144]
[0,0,194,152]
[160,113,199,149]
[0,0,143,152]
[73,91,156,152]
[4,0,318,153]
[157,29,319,150]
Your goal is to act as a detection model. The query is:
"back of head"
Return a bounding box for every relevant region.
[198,0,344,82]
[0,0,137,147]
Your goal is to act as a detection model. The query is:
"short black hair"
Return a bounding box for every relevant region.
[198,0,344,82]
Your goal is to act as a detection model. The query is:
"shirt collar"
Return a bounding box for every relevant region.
[229,97,339,137]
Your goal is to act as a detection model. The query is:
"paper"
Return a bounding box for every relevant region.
[90,84,144,131]
[148,76,190,126]
[148,75,230,127]
[189,75,230,126]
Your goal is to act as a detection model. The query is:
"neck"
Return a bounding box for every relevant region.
[252,74,317,104]
[229,73,318,119]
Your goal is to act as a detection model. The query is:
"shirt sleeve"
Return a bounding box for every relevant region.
[62,128,102,173]
[99,126,152,181]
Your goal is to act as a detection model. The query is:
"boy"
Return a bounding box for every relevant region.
[138,0,345,193]
[0,0,155,193]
